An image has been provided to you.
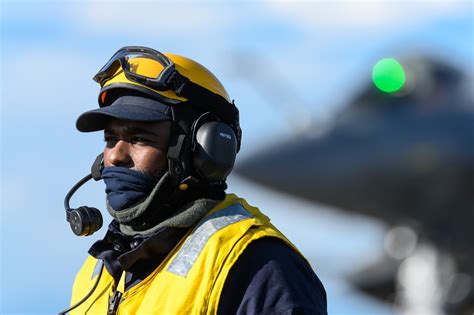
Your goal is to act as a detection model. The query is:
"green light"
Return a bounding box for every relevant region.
[372,58,406,93]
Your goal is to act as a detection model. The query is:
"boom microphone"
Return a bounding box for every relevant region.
[64,154,104,236]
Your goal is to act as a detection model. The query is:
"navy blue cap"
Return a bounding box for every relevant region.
[76,95,172,132]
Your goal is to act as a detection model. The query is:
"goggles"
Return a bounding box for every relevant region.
[93,46,185,92]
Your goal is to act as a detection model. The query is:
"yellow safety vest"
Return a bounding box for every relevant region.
[69,194,304,314]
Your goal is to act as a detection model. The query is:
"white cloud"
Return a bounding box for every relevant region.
[264,1,468,33]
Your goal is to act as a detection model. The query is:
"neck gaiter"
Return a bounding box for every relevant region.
[102,166,164,211]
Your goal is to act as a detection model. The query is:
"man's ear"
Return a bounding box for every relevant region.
[91,153,104,181]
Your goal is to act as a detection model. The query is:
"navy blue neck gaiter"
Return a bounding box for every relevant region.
[102,167,163,211]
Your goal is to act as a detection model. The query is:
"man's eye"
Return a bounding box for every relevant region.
[130,137,149,144]
[103,136,117,142]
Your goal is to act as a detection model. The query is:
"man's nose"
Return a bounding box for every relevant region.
[107,140,132,167]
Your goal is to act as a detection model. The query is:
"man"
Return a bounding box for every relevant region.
[64,46,327,314]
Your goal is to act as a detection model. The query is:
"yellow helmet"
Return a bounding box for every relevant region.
[91,46,240,149]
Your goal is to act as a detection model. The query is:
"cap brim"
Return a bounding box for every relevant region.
[76,95,172,132]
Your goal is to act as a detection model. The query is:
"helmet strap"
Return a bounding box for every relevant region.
[167,105,197,186]
[167,133,188,186]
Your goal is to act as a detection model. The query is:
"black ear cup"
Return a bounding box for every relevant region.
[69,206,103,236]
[192,121,237,182]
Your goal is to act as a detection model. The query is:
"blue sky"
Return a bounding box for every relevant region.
[1,1,473,313]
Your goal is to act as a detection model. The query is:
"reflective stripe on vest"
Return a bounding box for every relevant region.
[167,203,253,277]
[91,259,103,280]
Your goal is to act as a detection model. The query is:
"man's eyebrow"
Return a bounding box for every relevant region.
[104,126,158,136]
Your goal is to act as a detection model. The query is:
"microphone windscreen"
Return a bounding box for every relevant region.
[91,153,104,181]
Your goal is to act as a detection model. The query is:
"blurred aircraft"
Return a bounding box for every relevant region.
[233,54,474,314]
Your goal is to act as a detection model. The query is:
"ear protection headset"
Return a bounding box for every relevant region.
[190,112,238,182]
[167,105,239,189]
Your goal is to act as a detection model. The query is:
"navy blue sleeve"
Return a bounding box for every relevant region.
[217,237,328,315]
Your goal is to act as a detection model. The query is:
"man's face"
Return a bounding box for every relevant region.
[103,118,172,176]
